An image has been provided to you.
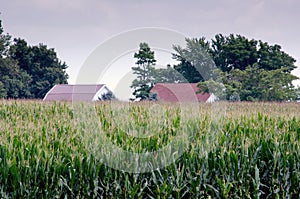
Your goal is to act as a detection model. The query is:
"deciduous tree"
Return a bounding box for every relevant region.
[173,38,215,83]
[174,34,298,101]
[10,38,68,98]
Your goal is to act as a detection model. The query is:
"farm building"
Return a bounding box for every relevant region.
[150,83,217,103]
[43,84,113,101]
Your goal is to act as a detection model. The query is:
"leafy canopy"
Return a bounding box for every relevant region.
[173,34,298,101]
[0,19,68,99]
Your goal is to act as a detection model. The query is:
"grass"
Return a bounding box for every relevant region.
[0,100,299,198]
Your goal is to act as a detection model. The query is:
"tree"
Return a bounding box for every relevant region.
[131,42,156,100]
[210,34,297,73]
[173,38,215,83]
[153,65,187,83]
[0,20,32,99]
[198,65,298,101]
[9,38,68,98]
[0,58,32,98]
[173,34,299,101]
[0,19,10,57]
[211,34,258,72]
[0,18,69,99]
[257,41,296,72]
[296,88,300,101]
[258,67,297,101]
[197,77,226,100]
[99,91,116,101]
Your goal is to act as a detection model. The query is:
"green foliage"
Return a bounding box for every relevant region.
[198,65,298,101]
[172,34,299,101]
[99,91,116,101]
[0,81,6,98]
[210,34,297,72]
[232,65,296,101]
[131,42,156,100]
[211,34,258,72]
[197,77,227,100]
[0,101,299,198]
[257,41,296,72]
[0,20,11,57]
[297,88,300,101]
[0,23,33,99]
[0,19,68,99]
[153,65,187,83]
[173,38,215,83]
[148,92,158,101]
[0,58,32,98]
[9,38,68,98]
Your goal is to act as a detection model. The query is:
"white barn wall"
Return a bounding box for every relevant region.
[206,93,218,103]
[92,86,111,101]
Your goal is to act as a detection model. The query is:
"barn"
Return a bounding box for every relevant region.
[43,84,113,101]
[150,83,217,103]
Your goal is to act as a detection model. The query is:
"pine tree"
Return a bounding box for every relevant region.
[131,42,156,100]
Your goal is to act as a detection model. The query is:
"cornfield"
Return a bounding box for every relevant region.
[0,100,299,198]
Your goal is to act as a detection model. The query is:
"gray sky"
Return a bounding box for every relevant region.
[1,0,300,89]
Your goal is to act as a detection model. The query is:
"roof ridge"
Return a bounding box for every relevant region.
[56,84,105,86]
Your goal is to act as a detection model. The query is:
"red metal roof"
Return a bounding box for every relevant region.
[43,84,105,101]
[150,83,211,102]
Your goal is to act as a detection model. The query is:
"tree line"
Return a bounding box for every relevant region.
[1,16,299,101]
[131,35,299,101]
[0,19,68,99]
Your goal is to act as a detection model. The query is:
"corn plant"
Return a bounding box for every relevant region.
[0,100,299,198]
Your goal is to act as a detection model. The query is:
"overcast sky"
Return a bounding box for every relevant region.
[1,0,300,91]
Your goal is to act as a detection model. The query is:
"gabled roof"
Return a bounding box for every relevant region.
[43,84,106,101]
[150,83,212,102]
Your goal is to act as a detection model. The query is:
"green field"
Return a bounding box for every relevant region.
[0,101,299,198]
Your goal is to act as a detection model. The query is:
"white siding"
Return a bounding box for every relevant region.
[206,93,218,103]
[42,85,57,101]
[92,86,110,101]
